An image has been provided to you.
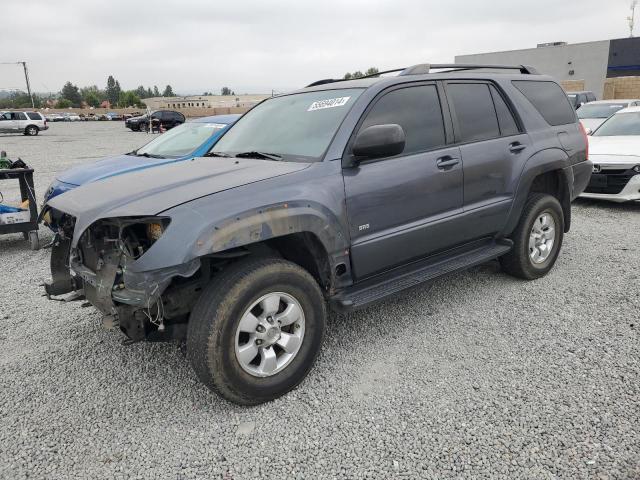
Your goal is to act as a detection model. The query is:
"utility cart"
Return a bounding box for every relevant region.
[0,167,39,250]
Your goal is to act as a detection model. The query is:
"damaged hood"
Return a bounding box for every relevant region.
[48,156,310,245]
[56,153,182,186]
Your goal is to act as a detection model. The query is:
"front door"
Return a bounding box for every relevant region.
[343,83,465,279]
[0,112,16,133]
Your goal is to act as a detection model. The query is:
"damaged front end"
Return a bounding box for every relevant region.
[44,209,201,342]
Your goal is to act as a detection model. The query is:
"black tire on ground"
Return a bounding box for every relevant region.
[500,193,564,280]
[24,125,39,136]
[187,257,326,405]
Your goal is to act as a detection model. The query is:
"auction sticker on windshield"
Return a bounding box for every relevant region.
[308,96,351,111]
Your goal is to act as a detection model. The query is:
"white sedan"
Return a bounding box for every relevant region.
[581,106,640,202]
[578,99,640,132]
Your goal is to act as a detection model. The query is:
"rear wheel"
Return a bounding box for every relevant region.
[500,193,564,280]
[187,257,326,405]
[24,125,39,136]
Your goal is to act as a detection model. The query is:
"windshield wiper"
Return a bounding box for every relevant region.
[235,151,283,161]
[204,151,232,157]
[136,152,165,159]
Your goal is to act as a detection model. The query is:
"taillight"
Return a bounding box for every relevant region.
[579,122,589,160]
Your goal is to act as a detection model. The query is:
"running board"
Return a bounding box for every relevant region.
[330,241,512,312]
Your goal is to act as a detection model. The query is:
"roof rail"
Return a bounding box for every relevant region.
[400,63,539,75]
[305,63,538,88]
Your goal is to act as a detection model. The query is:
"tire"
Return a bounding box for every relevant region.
[187,257,326,405]
[138,123,147,132]
[500,193,564,280]
[24,125,39,136]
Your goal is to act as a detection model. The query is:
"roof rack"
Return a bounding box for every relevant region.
[400,63,539,75]
[305,63,539,88]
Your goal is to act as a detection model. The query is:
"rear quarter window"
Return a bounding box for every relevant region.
[26,112,42,120]
[513,80,576,126]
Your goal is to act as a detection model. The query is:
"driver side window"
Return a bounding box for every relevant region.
[358,85,446,158]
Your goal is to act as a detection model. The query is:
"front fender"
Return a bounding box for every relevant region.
[129,165,350,274]
[184,201,348,260]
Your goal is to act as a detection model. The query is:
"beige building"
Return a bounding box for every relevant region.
[142,94,270,111]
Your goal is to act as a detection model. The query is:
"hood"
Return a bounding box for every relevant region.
[57,154,179,186]
[580,118,606,132]
[588,135,640,164]
[47,157,311,246]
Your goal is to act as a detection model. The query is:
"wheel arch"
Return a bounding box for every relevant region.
[503,148,572,235]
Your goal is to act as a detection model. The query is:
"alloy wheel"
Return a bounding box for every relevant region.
[234,292,305,377]
[529,212,556,264]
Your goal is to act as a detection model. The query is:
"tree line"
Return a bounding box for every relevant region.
[343,67,379,80]
[1,77,240,109]
[56,76,175,109]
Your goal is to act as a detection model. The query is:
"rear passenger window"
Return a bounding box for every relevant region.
[489,86,520,136]
[15,112,27,120]
[513,80,576,126]
[447,83,500,142]
[26,112,41,120]
[360,85,446,156]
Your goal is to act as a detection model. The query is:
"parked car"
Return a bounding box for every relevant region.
[62,113,81,122]
[577,99,640,132]
[581,106,640,202]
[46,113,64,122]
[125,110,185,132]
[566,90,596,110]
[43,114,240,204]
[43,63,591,405]
[105,112,123,121]
[0,111,48,135]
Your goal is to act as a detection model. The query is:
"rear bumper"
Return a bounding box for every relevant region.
[570,160,593,200]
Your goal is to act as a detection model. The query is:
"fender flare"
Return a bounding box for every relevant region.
[502,148,572,235]
[131,200,350,275]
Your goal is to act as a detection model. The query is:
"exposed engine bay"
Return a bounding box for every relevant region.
[43,208,241,342]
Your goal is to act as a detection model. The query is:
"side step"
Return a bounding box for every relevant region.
[330,241,512,312]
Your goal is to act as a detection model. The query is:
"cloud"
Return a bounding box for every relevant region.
[0,0,630,94]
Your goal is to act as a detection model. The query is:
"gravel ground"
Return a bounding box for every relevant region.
[0,122,639,479]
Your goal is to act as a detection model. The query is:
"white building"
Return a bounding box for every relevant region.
[142,94,270,110]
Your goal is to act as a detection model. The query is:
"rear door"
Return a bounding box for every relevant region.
[445,81,530,237]
[13,112,28,132]
[343,83,465,279]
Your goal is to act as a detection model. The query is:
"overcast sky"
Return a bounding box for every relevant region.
[1,0,632,95]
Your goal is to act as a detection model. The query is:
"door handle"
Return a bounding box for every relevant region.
[509,142,526,153]
[436,156,460,169]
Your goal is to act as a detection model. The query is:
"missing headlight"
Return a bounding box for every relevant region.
[118,217,170,259]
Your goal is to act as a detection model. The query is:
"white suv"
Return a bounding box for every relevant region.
[0,111,48,136]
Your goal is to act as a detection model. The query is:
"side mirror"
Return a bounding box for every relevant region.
[350,124,405,163]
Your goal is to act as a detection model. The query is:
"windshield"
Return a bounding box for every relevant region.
[211,88,364,161]
[577,103,626,119]
[592,112,640,136]
[135,121,229,158]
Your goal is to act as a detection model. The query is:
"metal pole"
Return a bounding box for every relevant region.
[21,62,35,109]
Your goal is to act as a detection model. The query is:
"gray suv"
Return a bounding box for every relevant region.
[43,63,592,405]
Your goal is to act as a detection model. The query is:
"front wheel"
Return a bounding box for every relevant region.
[187,257,326,405]
[500,193,564,280]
